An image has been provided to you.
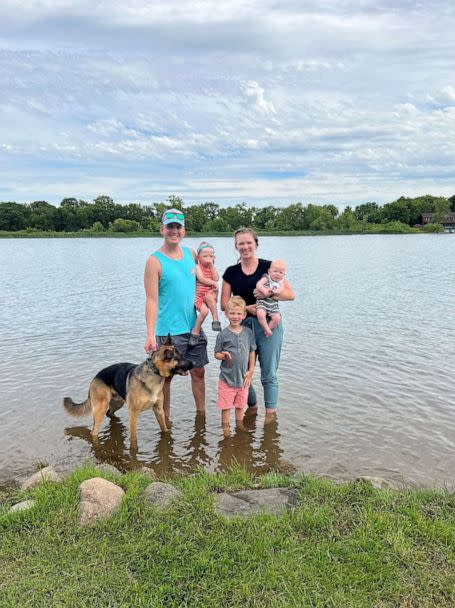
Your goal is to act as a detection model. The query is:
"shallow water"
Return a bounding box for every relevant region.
[1,234,454,487]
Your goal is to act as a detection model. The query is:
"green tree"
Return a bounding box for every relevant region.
[252,206,279,230]
[29,200,58,231]
[422,222,444,233]
[218,204,253,230]
[336,206,358,230]
[380,197,411,224]
[110,218,141,232]
[276,203,305,230]
[354,202,381,224]
[185,202,220,232]
[91,221,106,232]
[0,202,30,231]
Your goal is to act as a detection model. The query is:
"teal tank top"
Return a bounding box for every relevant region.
[152,246,197,336]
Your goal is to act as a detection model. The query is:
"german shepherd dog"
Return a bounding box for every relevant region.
[63,336,193,445]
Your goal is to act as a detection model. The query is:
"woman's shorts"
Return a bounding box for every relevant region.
[217,380,248,410]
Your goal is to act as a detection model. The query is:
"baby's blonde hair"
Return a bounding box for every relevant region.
[225,295,247,312]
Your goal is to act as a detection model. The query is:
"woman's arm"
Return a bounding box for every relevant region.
[272,279,295,301]
[220,279,232,311]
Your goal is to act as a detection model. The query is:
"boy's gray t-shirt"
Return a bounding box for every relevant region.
[214,326,256,388]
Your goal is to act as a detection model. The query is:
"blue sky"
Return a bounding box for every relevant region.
[1,1,454,208]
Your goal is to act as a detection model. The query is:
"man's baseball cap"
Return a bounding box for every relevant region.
[162,208,185,226]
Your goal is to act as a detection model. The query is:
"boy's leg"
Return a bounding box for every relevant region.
[233,385,248,430]
[221,408,231,432]
[268,312,282,331]
[218,380,234,436]
[256,307,272,337]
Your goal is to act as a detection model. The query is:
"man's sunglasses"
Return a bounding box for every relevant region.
[164,211,184,220]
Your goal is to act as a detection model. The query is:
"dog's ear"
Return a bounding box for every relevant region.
[164,333,173,346]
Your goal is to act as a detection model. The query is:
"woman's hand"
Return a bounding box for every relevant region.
[245,304,257,316]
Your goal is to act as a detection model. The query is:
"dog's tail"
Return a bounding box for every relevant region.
[63,395,92,417]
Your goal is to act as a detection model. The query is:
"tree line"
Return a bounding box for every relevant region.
[0,194,454,234]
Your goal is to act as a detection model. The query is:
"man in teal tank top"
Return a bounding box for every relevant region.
[144,208,208,420]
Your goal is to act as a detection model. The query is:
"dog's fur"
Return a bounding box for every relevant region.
[63,336,193,444]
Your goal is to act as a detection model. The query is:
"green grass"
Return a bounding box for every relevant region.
[1,465,454,607]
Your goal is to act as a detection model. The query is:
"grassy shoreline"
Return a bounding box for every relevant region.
[0,228,444,238]
[1,465,454,607]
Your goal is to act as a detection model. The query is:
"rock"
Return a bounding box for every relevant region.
[95,463,122,476]
[10,500,36,513]
[357,476,396,490]
[79,477,125,525]
[21,466,63,490]
[144,482,182,509]
[136,466,156,479]
[215,487,299,518]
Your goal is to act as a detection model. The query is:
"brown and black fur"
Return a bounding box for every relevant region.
[63,336,193,445]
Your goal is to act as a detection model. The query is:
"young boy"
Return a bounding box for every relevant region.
[189,242,221,346]
[255,259,286,337]
[214,296,256,437]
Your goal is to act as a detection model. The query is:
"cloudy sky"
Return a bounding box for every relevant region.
[1,1,454,207]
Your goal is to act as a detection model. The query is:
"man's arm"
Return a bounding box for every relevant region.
[144,255,161,352]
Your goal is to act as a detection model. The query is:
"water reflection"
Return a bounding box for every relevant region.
[64,413,295,477]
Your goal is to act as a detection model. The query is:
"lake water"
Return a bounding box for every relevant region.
[1,235,454,488]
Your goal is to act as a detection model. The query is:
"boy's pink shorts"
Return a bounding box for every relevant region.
[217,380,248,410]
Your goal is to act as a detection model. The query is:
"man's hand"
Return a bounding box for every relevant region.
[144,336,157,353]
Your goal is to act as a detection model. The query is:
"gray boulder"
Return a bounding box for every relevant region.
[215,487,299,518]
[144,482,182,509]
[10,500,36,513]
[357,476,397,490]
[79,477,125,525]
[21,466,63,490]
[95,463,122,476]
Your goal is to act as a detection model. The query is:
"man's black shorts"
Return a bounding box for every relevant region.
[157,331,208,368]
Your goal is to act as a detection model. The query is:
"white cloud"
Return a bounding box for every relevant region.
[245,81,276,117]
[0,1,455,205]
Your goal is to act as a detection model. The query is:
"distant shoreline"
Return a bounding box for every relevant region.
[0,228,449,238]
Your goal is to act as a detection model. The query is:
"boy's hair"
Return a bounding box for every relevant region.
[225,295,246,312]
